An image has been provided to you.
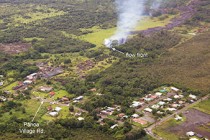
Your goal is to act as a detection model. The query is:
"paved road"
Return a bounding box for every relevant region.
[145,95,209,140]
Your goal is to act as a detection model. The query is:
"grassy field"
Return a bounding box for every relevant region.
[79,15,175,47]
[2,81,18,92]
[194,98,210,114]
[11,6,65,26]
[153,119,185,140]
[135,15,175,30]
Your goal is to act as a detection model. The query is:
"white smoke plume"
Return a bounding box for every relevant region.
[104,0,145,48]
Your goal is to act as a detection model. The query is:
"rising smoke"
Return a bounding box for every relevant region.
[104,0,163,48]
[104,0,145,48]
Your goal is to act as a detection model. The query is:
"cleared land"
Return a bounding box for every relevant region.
[170,109,210,138]
[0,43,31,54]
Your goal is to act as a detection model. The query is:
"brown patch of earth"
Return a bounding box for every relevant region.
[0,43,31,54]
[169,108,210,138]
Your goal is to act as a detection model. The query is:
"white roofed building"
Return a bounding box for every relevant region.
[171,87,180,92]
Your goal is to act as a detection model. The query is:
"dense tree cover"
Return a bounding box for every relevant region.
[63,78,89,96]
[33,32,96,53]
[0,116,148,140]
[0,57,39,79]
[185,0,210,25]
[0,101,22,113]
[83,31,181,108]
[116,31,181,54]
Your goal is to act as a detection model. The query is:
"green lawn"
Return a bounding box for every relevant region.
[153,119,185,140]
[12,6,65,26]
[3,81,18,92]
[194,98,210,114]
[135,16,175,30]
[53,90,74,99]
[79,15,175,47]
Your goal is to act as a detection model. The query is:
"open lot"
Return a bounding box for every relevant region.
[170,109,210,139]
[0,43,31,54]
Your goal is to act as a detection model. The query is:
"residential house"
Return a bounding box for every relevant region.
[49,112,58,117]
[174,115,182,121]
[171,87,180,92]
[74,96,83,101]
[39,86,53,92]
[167,108,177,111]
[131,114,139,118]
[155,92,162,97]
[0,96,7,102]
[144,108,153,113]
[151,104,160,109]
[189,94,197,100]
[0,81,3,86]
[49,91,55,97]
[110,124,118,129]
[26,73,37,80]
[186,131,195,137]
[55,107,62,112]
[78,117,84,121]
[158,101,166,106]
[130,101,144,108]
[23,80,33,85]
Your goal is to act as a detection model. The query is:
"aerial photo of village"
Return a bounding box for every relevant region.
[0,0,210,140]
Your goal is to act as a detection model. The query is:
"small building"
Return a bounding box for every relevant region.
[189,138,198,140]
[118,113,125,118]
[144,108,152,113]
[39,86,53,92]
[131,114,139,118]
[144,97,153,102]
[0,96,7,102]
[106,107,115,112]
[75,112,82,116]
[174,115,182,121]
[155,92,162,97]
[186,131,195,137]
[61,97,70,102]
[55,107,62,112]
[151,95,158,100]
[26,73,37,80]
[90,88,97,92]
[23,80,33,85]
[174,95,184,99]
[174,95,180,99]
[49,112,58,117]
[196,134,203,138]
[158,101,166,106]
[167,108,177,112]
[49,91,55,97]
[151,104,160,109]
[74,96,83,101]
[178,101,185,104]
[130,101,144,108]
[164,98,172,102]
[171,104,180,108]
[101,110,112,115]
[78,117,84,121]
[171,87,180,92]
[189,94,197,100]
[110,124,118,129]
[47,106,53,111]
[0,81,3,86]
[157,111,164,115]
